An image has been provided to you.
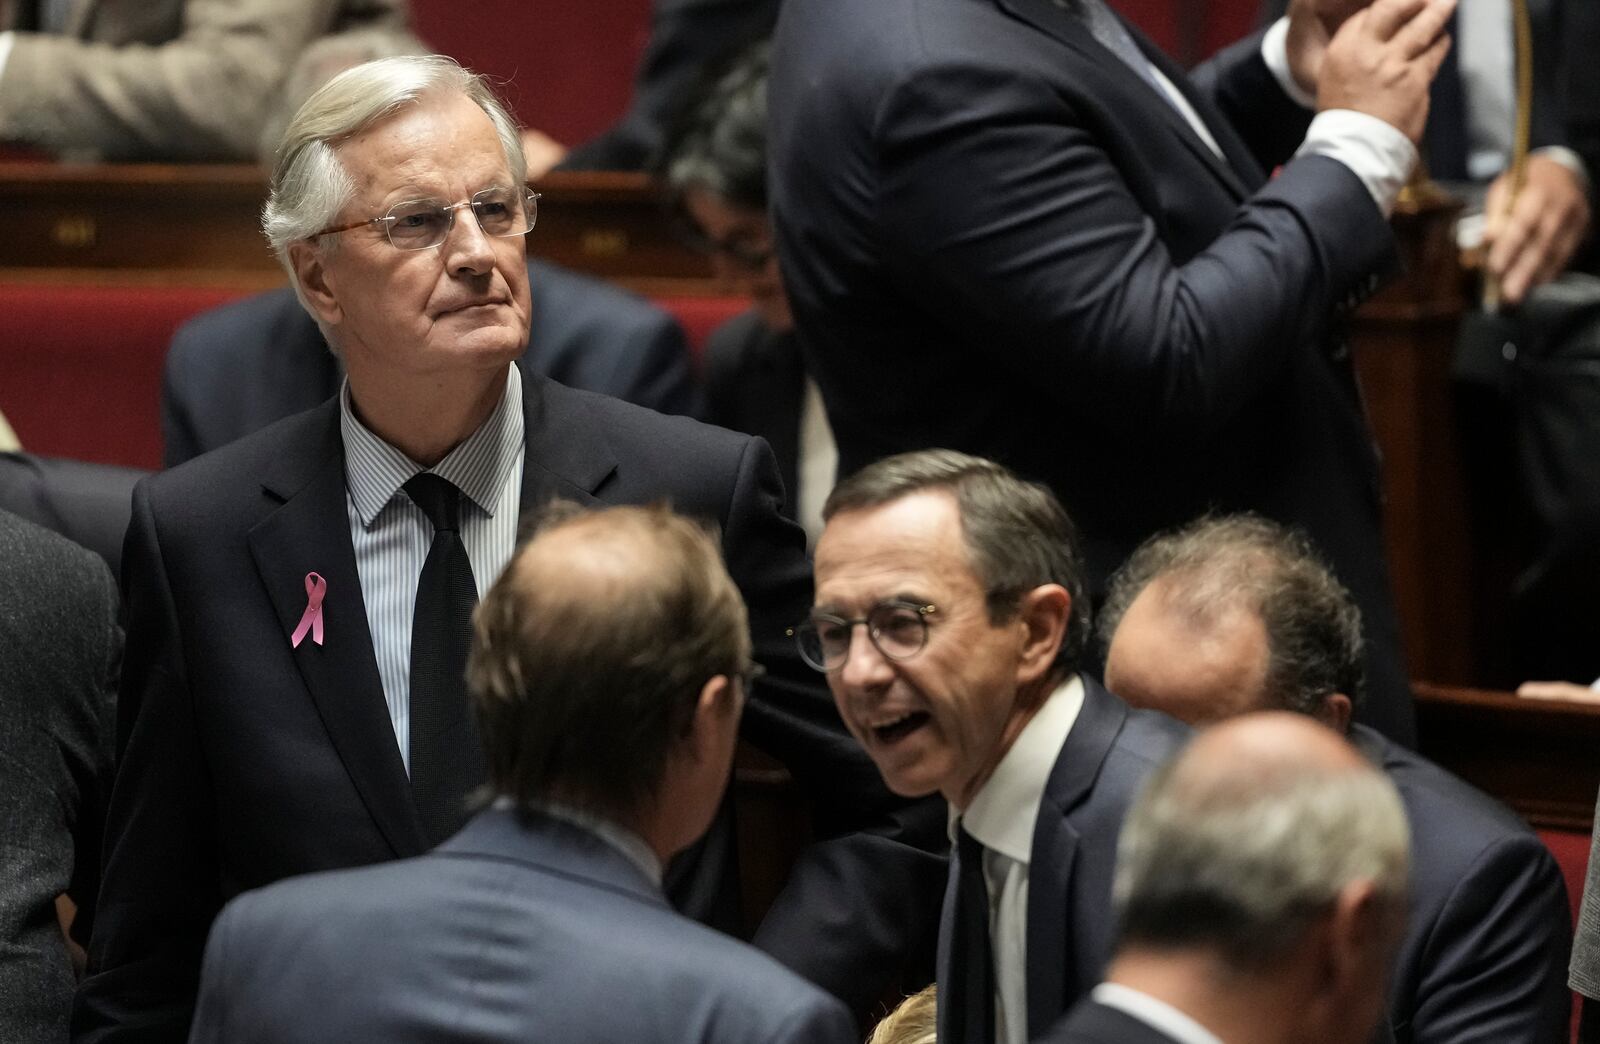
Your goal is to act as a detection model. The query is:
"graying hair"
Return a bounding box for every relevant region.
[1099,514,1366,714]
[1113,731,1409,969]
[261,55,526,282]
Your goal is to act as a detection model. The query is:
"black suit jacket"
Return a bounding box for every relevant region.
[1350,725,1571,1044]
[770,0,1414,743]
[935,678,1188,1040]
[1038,997,1184,1044]
[160,258,702,468]
[74,376,945,1040]
[703,310,806,503]
[0,453,146,577]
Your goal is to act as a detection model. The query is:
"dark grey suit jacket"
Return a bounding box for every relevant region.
[770,0,1414,744]
[189,806,856,1043]
[0,453,146,577]
[703,310,805,504]
[161,258,702,467]
[74,374,945,1041]
[1350,725,1571,1044]
[0,510,119,1042]
[936,678,1188,1041]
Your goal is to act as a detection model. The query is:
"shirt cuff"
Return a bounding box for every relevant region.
[1261,18,1316,110]
[0,32,16,84]
[1534,145,1592,199]
[1296,109,1418,216]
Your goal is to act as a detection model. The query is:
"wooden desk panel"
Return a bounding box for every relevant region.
[0,163,719,293]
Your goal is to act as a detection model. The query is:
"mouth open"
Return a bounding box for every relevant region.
[872,711,931,744]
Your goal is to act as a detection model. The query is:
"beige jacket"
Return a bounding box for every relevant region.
[0,0,419,161]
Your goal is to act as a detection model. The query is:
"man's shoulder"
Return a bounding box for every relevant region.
[535,375,752,463]
[141,400,338,518]
[1040,997,1184,1044]
[0,506,116,611]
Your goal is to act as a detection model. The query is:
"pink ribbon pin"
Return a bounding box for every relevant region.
[291,572,327,648]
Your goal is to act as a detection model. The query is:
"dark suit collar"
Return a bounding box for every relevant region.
[517,370,619,513]
[249,400,428,858]
[1026,674,1130,1036]
[439,804,669,906]
[994,0,1254,200]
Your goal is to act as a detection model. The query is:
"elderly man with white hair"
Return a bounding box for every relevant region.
[72,55,944,1042]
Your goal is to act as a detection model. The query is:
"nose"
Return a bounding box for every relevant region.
[837,621,895,692]
[444,205,498,276]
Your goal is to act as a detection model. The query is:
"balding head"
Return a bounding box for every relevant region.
[1114,711,1408,986]
[1100,515,1364,732]
[467,502,751,837]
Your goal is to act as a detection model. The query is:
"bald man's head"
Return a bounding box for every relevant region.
[1100,516,1363,731]
[1114,711,1409,970]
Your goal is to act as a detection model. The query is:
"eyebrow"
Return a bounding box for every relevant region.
[812,593,931,616]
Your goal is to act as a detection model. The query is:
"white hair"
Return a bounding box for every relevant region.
[261,55,526,287]
[1113,733,1409,968]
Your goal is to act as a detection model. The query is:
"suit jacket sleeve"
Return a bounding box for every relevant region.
[0,0,408,160]
[72,484,221,1042]
[716,434,948,1016]
[1404,834,1572,1043]
[602,308,704,419]
[866,58,1389,443]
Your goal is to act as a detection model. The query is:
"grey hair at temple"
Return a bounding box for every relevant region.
[260,55,526,283]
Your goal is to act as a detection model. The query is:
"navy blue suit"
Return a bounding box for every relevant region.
[189,807,856,1043]
[770,0,1414,744]
[1349,725,1571,1044]
[161,258,702,468]
[74,375,946,1041]
[935,678,1188,1040]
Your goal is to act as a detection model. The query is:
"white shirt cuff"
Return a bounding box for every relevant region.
[1261,18,1316,110]
[1296,109,1418,216]
[0,32,16,84]
[1534,145,1592,198]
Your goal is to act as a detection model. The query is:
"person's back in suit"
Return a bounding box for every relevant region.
[0,509,119,1041]
[162,257,702,467]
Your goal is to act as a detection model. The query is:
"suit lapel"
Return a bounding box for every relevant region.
[996,0,1253,201]
[517,369,620,515]
[247,401,426,858]
[1026,676,1127,1037]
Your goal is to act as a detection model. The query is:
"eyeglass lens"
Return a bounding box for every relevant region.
[796,603,931,671]
[386,188,537,250]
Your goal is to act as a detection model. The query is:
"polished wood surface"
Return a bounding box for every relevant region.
[0,163,718,293]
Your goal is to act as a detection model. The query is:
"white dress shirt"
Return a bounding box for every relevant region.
[953,674,1087,1044]
[1092,983,1227,1044]
[341,363,526,772]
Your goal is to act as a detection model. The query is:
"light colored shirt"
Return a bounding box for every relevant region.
[497,796,664,887]
[1092,983,1227,1044]
[952,675,1086,1044]
[341,363,526,772]
[795,377,838,550]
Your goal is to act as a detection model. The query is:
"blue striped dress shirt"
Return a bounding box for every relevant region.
[340,364,526,772]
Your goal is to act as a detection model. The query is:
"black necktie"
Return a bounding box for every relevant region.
[404,472,485,846]
[948,826,997,1044]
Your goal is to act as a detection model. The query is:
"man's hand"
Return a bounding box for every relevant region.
[1285,0,1371,96]
[1517,679,1600,704]
[1317,0,1456,143]
[1483,154,1592,306]
[520,127,569,182]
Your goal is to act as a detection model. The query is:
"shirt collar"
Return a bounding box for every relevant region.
[952,674,1086,864]
[1091,983,1226,1044]
[495,795,664,888]
[340,364,524,527]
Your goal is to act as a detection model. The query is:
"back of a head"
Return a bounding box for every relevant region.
[466,503,750,824]
[866,984,937,1044]
[660,41,772,212]
[1114,712,1409,971]
[824,448,1092,675]
[1100,514,1366,718]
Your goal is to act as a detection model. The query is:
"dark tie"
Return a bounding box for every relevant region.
[948,826,997,1044]
[404,472,485,846]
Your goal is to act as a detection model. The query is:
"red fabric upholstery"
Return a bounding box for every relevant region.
[0,285,247,471]
[1538,828,1589,1043]
[651,295,751,371]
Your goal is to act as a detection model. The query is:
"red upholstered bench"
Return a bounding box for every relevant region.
[0,284,747,472]
[1539,828,1591,1043]
[0,284,249,471]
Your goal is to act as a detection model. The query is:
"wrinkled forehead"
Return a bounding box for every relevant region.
[813,492,983,611]
[335,90,513,202]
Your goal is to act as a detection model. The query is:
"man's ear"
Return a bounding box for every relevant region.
[1015,584,1072,685]
[1317,692,1354,734]
[288,240,344,328]
[1322,878,1393,990]
[685,674,741,767]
